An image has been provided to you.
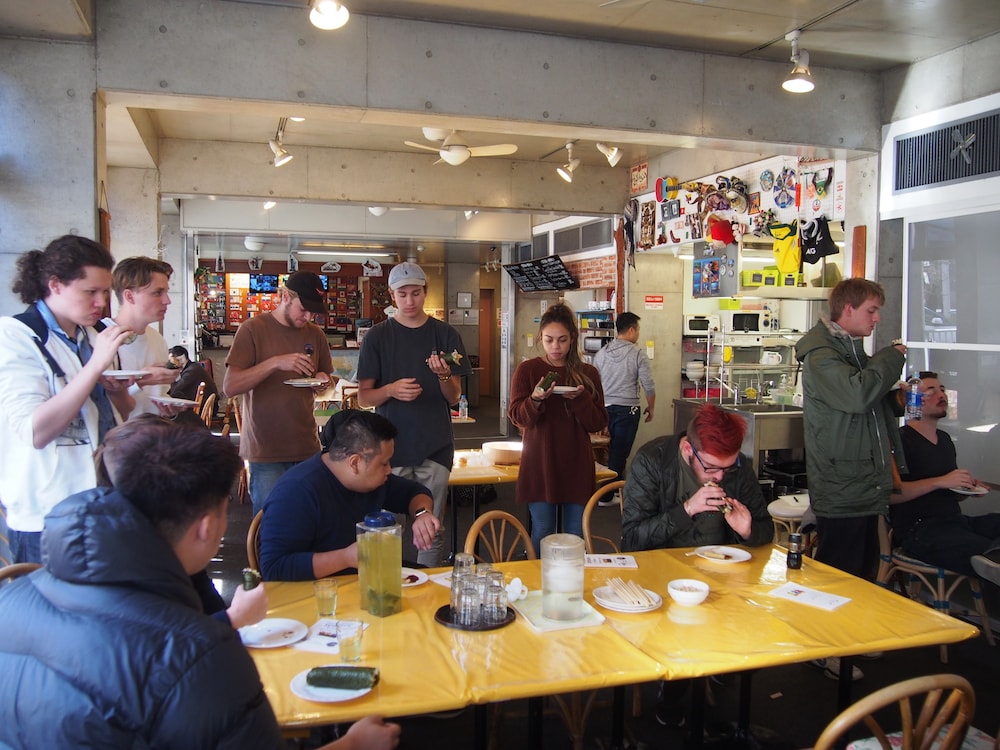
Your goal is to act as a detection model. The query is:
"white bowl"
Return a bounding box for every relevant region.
[482,441,523,466]
[667,578,710,606]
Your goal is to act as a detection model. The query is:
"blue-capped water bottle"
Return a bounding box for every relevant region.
[458,394,469,420]
[905,374,922,421]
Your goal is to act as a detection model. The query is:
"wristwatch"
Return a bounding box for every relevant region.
[413,508,431,520]
[891,338,904,347]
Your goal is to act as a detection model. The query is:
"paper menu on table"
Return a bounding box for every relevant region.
[767,582,851,611]
[584,554,638,569]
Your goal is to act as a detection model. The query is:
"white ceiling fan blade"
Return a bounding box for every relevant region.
[962,149,972,165]
[964,133,976,148]
[949,144,962,159]
[952,128,964,143]
[404,140,442,153]
[467,143,518,157]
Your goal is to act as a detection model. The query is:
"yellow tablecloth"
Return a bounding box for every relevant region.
[250,548,978,730]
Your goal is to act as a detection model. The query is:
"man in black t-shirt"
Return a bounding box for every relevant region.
[891,372,1000,585]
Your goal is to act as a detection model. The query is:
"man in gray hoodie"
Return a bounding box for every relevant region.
[593,312,656,504]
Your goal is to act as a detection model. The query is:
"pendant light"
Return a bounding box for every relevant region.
[310,0,350,30]
[782,30,814,93]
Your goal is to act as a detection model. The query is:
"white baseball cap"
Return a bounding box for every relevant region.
[388,262,427,291]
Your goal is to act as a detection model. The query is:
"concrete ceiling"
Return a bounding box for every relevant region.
[5,0,1000,264]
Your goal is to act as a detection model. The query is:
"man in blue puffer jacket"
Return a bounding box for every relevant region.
[0,419,399,750]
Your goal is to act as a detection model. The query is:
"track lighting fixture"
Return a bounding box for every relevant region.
[268,117,293,167]
[782,30,814,93]
[596,143,623,167]
[557,142,580,183]
[309,0,350,30]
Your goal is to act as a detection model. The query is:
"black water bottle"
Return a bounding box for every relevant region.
[786,533,803,570]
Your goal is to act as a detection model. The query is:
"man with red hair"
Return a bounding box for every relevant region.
[622,402,773,551]
[622,402,772,729]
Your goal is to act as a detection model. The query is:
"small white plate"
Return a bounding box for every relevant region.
[402,567,429,587]
[593,585,662,613]
[284,378,326,388]
[952,484,989,496]
[695,545,752,563]
[290,667,373,703]
[102,369,151,379]
[239,618,308,648]
[553,385,578,394]
[149,396,198,408]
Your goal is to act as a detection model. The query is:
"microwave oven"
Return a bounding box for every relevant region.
[682,314,720,336]
[719,309,776,333]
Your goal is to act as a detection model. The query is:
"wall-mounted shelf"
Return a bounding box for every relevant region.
[737,286,829,300]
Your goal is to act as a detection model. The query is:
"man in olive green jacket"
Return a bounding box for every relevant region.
[795,279,907,581]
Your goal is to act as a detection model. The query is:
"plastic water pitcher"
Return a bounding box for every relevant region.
[356,511,402,617]
[541,533,585,621]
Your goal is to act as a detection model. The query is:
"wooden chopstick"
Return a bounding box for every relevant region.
[608,577,654,606]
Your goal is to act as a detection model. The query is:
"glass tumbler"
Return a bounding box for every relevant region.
[483,572,508,625]
[455,583,482,628]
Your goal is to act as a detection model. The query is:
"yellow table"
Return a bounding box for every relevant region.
[249,549,977,745]
[446,451,617,557]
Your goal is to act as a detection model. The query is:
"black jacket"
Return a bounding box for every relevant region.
[622,434,774,551]
[0,488,282,749]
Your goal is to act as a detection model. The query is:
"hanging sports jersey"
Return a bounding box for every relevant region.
[769,222,800,273]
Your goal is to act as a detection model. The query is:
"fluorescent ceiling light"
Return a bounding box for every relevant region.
[297,249,396,258]
[310,0,350,30]
[299,241,387,250]
[289,116,306,122]
[262,200,277,210]
[368,206,389,216]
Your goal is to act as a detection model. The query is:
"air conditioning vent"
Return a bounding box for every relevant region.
[893,110,1000,193]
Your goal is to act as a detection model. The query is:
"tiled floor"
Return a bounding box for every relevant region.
[213,397,1000,749]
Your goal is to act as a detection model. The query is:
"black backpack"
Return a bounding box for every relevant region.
[13,304,106,378]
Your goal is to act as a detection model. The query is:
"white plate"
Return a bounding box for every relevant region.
[290,667,373,703]
[592,585,662,613]
[239,618,308,648]
[102,369,151,379]
[284,378,326,387]
[695,545,752,563]
[553,385,578,394]
[952,484,989,496]
[401,567,429,587]
[149,396,198,408]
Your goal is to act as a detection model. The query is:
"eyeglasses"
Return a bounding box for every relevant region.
[690,445,741,476]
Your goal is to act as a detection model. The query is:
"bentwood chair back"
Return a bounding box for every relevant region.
[813,674,976,750]
[876,516,995,662]
[582,480,625,554]
[199,393,217,428]
[230,397,250,505]
[247,510,263,571]
[193,381,206,413]
[463,510,536,563]
[0,562,42,585]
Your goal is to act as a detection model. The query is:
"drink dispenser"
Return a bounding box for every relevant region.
[356,511,402,617]
[541,533,585,621]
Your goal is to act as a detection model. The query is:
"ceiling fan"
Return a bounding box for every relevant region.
[949,128,976,165]
[404,128,517,166]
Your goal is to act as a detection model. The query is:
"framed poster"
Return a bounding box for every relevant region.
[630,162,648,194]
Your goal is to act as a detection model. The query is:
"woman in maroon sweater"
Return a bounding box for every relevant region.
[508,304,608,553]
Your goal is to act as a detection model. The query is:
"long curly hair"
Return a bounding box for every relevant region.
[12,235,114,304]
[537,303,599,397]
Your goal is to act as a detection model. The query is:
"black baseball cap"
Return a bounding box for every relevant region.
[285,271,326,314]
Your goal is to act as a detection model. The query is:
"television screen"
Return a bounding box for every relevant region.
[249,274,279,293]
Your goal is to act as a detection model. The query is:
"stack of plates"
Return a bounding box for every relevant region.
[592,585,662,613]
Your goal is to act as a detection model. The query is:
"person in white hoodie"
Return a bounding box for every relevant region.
[592,312,656,505]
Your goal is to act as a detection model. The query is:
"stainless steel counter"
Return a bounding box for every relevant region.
[673,398,804,473]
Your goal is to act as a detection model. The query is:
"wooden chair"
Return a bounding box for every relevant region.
[582,480,625,554]
[463,510,535,562]
[193,381,206,413]
[813,674,976,750]
[877,516,995,663]
[230,396,250,505]
[246,510,263,571]
[0,562,42,584]
[199,393,217,428]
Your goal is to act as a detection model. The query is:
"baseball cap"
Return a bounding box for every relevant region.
[284,271,326,314]
[388,262,427,291]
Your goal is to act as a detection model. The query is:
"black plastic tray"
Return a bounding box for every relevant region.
[434,604,516,632]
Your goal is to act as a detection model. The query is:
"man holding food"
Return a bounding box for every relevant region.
[622,402,773,552]
[622,402,772,728]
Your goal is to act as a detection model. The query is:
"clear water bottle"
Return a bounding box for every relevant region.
[458,394,469,419]
[906,375,922,421]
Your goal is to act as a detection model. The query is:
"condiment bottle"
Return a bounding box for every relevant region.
[786,532,803,570]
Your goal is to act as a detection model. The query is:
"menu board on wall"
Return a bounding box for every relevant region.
[503,256,579,292]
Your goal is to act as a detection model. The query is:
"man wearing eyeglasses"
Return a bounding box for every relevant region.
[622,402,773,552]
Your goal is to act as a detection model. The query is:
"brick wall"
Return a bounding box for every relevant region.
[566,256,617,291]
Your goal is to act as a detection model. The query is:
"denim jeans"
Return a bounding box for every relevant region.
[9,529,42,565]
[902,513,1000,576]
[605,405,641,479]
[528,502,584,556]
[249,461,300,517]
